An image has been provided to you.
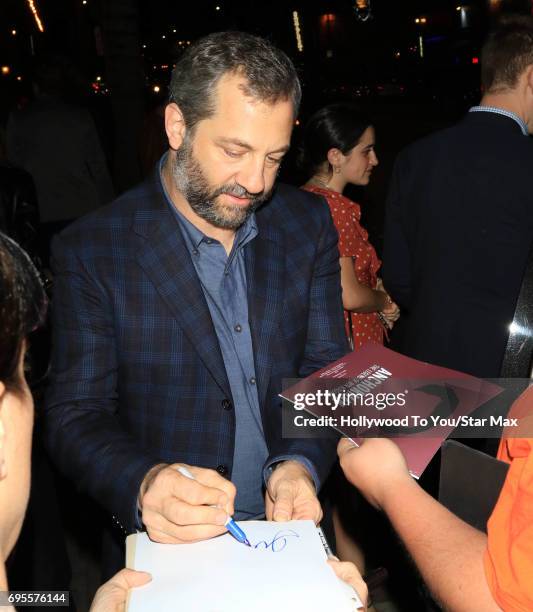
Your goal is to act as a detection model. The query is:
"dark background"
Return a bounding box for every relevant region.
[3,0,533,227]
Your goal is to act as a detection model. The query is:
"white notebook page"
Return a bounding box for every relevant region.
[127,520,357,611]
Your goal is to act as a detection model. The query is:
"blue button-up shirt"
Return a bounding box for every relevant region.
[159,164,268,519]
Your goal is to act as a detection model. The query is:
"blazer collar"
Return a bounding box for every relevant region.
[134,173,231,398]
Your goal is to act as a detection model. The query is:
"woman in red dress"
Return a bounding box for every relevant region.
[301,105,401,575]
[301,103,399,348]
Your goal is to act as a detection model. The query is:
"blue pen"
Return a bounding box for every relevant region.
[176,466,251,547]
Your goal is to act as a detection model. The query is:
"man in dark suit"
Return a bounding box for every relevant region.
[44,32,348,572]
[382,16,533,378]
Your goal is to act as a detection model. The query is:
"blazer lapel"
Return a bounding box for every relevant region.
[246,215,285,409]
[133,182,231,399]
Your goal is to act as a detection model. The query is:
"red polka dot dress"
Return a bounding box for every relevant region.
[304,185,384,348]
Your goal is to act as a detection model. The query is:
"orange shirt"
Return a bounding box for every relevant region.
[303,185,383,348]
[484,388,533,610]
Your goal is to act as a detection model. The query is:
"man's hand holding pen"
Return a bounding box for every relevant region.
[139,463,236,544]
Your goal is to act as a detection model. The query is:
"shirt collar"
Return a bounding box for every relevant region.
[157,153,258,251]
[469,106,529,136]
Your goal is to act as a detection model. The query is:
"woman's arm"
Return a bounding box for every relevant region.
[339,257,392,313]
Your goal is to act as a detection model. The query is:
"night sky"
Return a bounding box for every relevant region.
[3,1,531,79]
[1,0,532,128]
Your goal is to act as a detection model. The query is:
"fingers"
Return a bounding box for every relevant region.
[328,560,368,608]
[292,498,323,524]
[183,465,237,515]
[143,464,235,514]
[265,491,322,524]
[140,464,237,544]
[337,437,358,458]
[109,568,152,590]
[265,494,275,521]
[328,559,358,583]
[386,311,400,322]
[89,569,152,612]
[145,505,229,543]
[266,461,322,524]
[382,310,399,321]
[381,303,399,316]
[147,520,228,544]
[271,480,296,522]
[169,468,231,510]
[162,496,228,527]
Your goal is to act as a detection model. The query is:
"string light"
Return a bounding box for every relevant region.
[292,11,303,53]
[11,29,17,35]
[459,6,468,27]
[153,85,160,93]
[27,0,44,32]
[1,66,11,75]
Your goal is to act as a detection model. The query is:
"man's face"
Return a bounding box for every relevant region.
[171,73,294,230]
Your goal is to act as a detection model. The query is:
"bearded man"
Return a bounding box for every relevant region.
[44,31,348,574]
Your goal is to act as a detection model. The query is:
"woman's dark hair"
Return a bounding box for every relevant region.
[0,233,47,390]
[300,103,372,178]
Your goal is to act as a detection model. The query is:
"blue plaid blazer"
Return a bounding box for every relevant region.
[44,175,348,537]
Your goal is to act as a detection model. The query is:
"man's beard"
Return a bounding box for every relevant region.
[171,135,273,230]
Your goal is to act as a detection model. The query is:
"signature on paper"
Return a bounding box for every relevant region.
[252,530,300,553]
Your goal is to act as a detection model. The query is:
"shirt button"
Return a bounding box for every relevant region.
[205,238,213,244]
[249,377,256,385]
[216,465,229,476]
[221,399,232,411]
[192,248,199,256]
[234,324,242,333]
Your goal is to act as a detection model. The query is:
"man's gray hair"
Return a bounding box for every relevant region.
[168,31,301,130]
